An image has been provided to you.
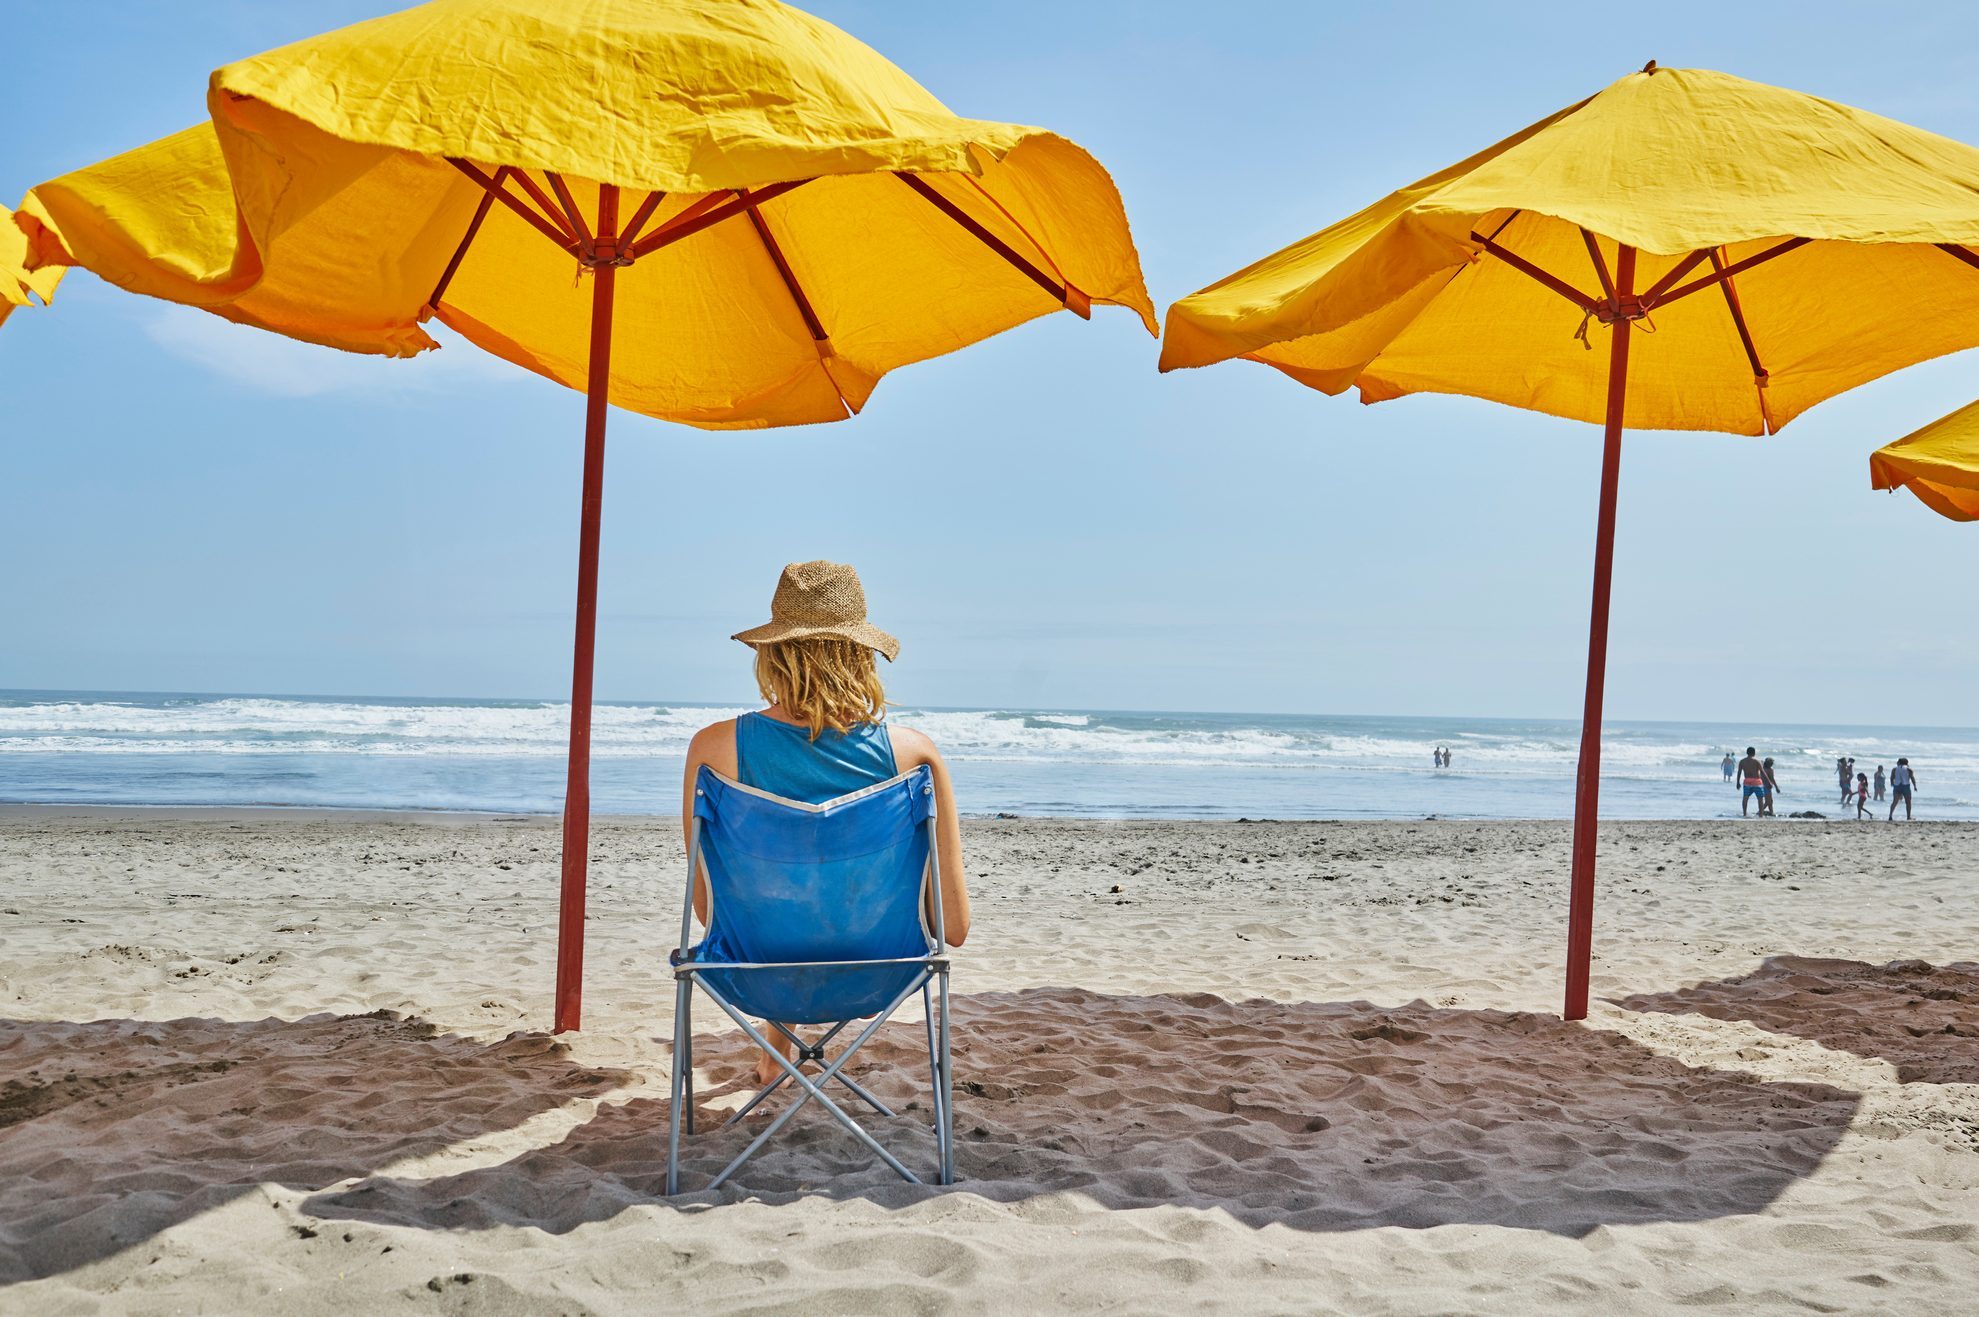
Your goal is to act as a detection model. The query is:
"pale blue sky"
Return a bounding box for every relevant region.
[5,1,1978,725]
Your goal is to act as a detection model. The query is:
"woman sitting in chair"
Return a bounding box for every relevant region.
[682,560,970,1085]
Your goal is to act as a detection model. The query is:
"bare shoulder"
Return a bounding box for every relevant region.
[688,717,736,752]
[888,722,942,768]
[687,717,739,773]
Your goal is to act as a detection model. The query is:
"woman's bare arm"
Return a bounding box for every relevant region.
[889,725,970,947]
[680,719,739,927]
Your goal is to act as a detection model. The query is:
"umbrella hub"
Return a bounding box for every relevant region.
[580,237,634,269]
[1574,293,1655,350]
[1593,293,1651,324]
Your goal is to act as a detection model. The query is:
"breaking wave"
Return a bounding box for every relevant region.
[3,693,1974,818]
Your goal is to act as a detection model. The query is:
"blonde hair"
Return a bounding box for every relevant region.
[754,638,887,739]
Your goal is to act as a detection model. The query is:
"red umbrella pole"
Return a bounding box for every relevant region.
[1563,244,1634,1022]
[554,184,620,1034]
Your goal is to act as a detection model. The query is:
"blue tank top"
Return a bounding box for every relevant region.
[734,711,897,804]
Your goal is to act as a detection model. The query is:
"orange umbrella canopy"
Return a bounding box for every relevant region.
[1871,400,1979,521]
[3,0,1155,427]
[0,208,59,327]
[1161,65,1979,436]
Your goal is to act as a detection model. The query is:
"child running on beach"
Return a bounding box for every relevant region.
[1854,772,1871,820]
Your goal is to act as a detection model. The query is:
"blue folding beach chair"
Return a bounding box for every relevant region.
[666,763,954,1192]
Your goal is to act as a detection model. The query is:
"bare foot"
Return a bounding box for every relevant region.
[754,1025,796,1086]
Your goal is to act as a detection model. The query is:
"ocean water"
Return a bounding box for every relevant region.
[0,690,1973,821]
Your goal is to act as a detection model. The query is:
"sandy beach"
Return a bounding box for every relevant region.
[0,809,1973,1313]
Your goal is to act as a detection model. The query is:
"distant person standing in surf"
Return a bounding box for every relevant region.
[1888,758,1919,820]
[1721,752,1736,783]
[1738,747,1767,817]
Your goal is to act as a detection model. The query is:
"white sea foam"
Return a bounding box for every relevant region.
[7,699,1972,772]
[5,695,1976,818]
[0,698,750,758]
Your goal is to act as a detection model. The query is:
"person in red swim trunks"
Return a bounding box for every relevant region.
[1737,747,1766,818]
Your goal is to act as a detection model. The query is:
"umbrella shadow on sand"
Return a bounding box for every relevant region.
[1616,955,1979,1084]
[304,988,1859,1239]
[0,1011,635,1284]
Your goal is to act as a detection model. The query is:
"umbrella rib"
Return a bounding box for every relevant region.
[446,159,582,258]
[626,180,811,260]
[1707,249,1769,382]
[737,190,829,342]
[1936,242,1979,273]
[545,172,594,247]
[1579,228,1615,302]
[1482,209,1522,244]
[1651,237,1810,306]
[1638,248,1714,306]
[1468,231,1597,310]
[958,174,1077,289]
[510,170,581,245]
[895,172,1090,318]
[738,189,850,418]
[648,192,735,237]
[428,165,507,309]
[1706,248,1774,433]
[618,190,668,249]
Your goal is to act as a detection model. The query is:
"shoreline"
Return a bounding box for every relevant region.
[0,801,550,824]
[1,800,1961,827]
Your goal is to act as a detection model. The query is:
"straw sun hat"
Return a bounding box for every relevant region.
[731,560,900,661]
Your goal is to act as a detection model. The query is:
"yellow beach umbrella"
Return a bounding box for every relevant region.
[4,0,1154,1031]
[1161,63,1979,1019]
[0,206,60,327]
[1871,402,1979,521]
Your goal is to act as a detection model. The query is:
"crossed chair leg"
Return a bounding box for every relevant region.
[666,965,954,1194]
[722,1018,896,1127]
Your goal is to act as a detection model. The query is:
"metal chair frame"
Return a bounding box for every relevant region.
[666,768,954,1193]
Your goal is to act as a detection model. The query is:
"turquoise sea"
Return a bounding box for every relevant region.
[2,690,1973,821]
